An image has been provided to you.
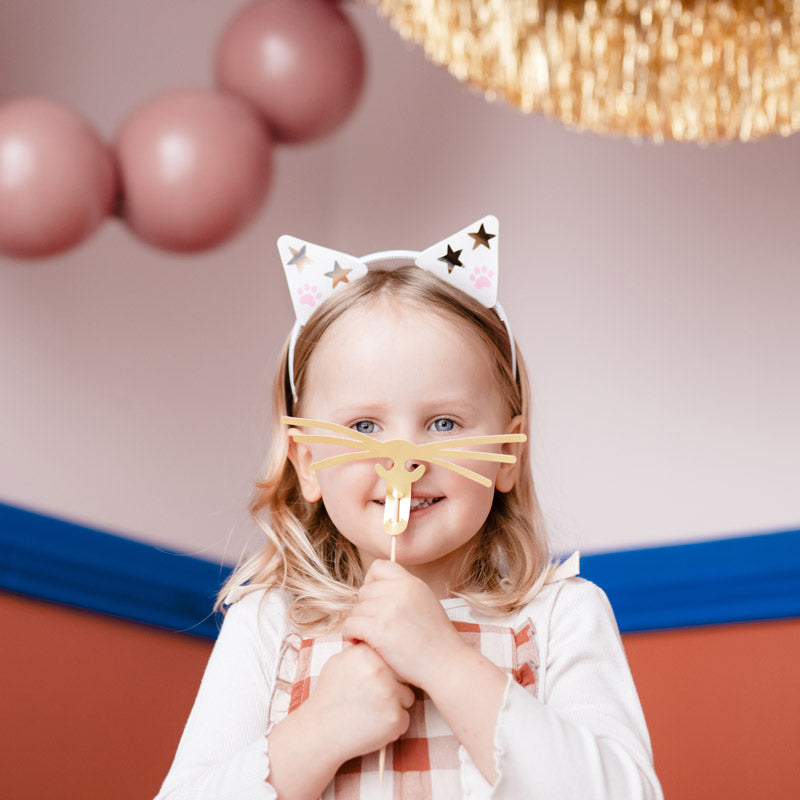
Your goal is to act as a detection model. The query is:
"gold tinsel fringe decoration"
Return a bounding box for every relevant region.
[369,0,800,142]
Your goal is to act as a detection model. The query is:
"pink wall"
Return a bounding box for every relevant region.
[1,0,799,565]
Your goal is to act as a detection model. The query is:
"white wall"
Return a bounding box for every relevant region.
[1,0,798,564]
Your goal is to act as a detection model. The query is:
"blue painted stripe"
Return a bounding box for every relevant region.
[579,530,800,632]
[1,501,798,637]
[0,502,230,639]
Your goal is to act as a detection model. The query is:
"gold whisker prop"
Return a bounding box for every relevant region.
[283,415,526,782]
[283,415,524,538]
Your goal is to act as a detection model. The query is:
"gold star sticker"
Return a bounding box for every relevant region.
[288,245,313,272]
[438,244,463,274]
[325,261,352,288]
[468,224,495,250]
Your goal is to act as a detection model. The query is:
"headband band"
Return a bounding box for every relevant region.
[278,215,515,404]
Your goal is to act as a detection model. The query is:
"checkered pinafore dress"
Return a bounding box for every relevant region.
[267,611,539,799]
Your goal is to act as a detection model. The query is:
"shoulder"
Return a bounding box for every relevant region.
[510,579,629,703]
[444,575,612,624]
[514,577,620,643]
[217,587,293,655]
[511,575,610,616]
[226,585,292,615]
[547,576,614,615]
[182,588,293,696]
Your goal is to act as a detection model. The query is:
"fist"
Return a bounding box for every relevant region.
[306,642,415,761]
[342,559,468,690]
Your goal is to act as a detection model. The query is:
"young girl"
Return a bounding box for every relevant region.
[155,218,662,799]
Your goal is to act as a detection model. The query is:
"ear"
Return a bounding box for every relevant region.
[287,430,322,502]
[495,415,524,494]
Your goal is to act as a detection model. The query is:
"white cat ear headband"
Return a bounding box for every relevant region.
[277,214,515,403]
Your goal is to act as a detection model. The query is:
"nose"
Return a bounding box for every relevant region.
[405,461,421,471]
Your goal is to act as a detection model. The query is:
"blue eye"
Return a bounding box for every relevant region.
[353,420,377,435]
[431,418,456,433]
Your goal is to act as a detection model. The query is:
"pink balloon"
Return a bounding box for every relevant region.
[0,98,116,259]
[116,90,272,253]
[215,0,365,143]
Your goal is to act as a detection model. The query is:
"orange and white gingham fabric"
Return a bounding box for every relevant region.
[267,617,539,799]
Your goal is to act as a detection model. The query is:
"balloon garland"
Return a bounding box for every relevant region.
[0,0,364,259]
[370,0,800,144]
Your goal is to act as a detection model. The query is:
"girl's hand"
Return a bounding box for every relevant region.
[341,559,471,692]
[303,642,415,762]
[267,643,414,798]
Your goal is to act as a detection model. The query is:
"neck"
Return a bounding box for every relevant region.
[385,540,474,600]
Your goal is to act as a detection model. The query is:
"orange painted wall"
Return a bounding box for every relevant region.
[0,592,213,800]
[2,590,799,799]
[624,618,800,800]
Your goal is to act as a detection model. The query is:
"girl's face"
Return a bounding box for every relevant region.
[290,297,521,595]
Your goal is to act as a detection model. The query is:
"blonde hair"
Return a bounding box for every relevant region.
[217,267,553,632]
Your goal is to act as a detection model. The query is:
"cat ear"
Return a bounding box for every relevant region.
[279,216,500,323]
[414,215,499,308]
[278,235,368,325]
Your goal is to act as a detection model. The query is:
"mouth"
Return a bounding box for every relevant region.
[375,496,443,512]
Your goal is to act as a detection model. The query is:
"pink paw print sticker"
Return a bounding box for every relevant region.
[469,265,494,290]
[297,283,322,308]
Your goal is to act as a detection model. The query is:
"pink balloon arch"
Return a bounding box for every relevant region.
[117,90,273,253]
[0,98,116,258]
[0,0,365,259]
[216,0,364,143]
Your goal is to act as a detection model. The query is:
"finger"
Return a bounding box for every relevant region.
[344,604,391,646]
[362,561,385,585]
[364,558,406,582]
[399,684,416,709]
[357,578,397,601]
[341,614,373,645]
[349,594,387,620]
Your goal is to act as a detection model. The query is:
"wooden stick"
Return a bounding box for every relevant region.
[379,533,399,785]
[378,744,387,785]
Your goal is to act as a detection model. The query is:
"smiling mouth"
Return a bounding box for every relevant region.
[376,497,443,510]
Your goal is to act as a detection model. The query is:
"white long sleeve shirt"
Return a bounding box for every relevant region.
[155,570,662,799]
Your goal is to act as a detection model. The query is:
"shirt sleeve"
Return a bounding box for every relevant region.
[153,591,285,800]
[461,579,663,799]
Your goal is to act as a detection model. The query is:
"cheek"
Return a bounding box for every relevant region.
[443,459,503,493]
[458,482,497,528]
[476,485,498,515]
[316,461,380,501]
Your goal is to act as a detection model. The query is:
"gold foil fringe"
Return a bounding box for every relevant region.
[369,0,800,142]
